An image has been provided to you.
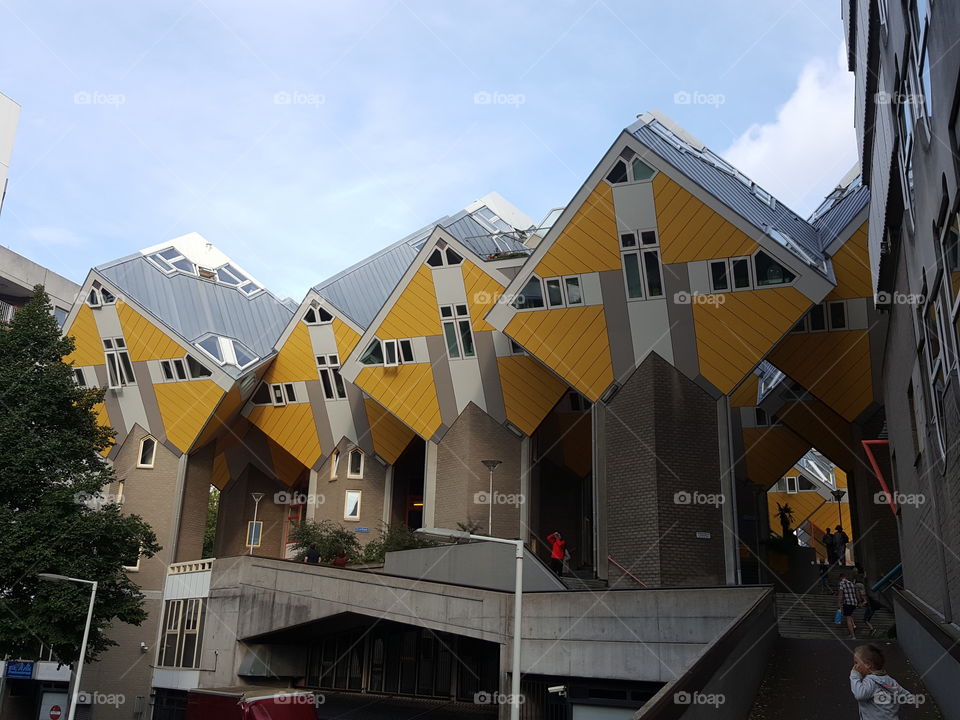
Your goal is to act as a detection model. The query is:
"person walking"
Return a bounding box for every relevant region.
[818,558,832,593]
[835,525,850,566]
[546,531,566,576]
[838,572,859,638]
[857,572,880,634]
[850,644,916,717]
[822,527,836,565]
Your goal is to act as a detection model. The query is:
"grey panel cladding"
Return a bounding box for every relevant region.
[134,361,168,444]
[597,270,635,382]
[94,364,126,441]
[344,380,374,456]
[304,381,335,466]
[473,331,506,423]
[661,263,700,381]
[425,335,458,430]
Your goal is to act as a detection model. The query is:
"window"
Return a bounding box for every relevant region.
[791,316,808,333]
[194,335,258,369]
[87,289,101,307]
[425,244,464,268]
[509,339,526,355]
[731,257,752,289]
[399,339,415,363]
[159,355,210,382]
[564,276,583,305]
[303,306,333,325]
[440,305,475,359]
[754,251,796,286]
[268,382,297,406]
[921,284,950,455]
[330,449,340,480]
[73,368,87,387]
[630,157,655,181]
[360,338,385,365]
[147,247,196,275]
[539,275,584,308]
[546,278,564,307]
[809,304,827,332]
[158,599,205,669]
[383,339,399,367]
[103,338,136,388]
[755,408,769,427]
[828,301,847,330]
[785,476,798,494]
[605,156,655,184]
[138,436,157,468]
[621,229,663,300]
[513,277,545,309]
[357,339,414,367]
[348,448,364,479]
[605,159,629,184]
[710,260,729,292]
[186,354,212,378]
[317,354,348,400]
[939,213,960,363]
[344,490,362,520]
[251,383,272,405]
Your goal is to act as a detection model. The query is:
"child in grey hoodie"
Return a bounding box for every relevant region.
[850,644,918,718]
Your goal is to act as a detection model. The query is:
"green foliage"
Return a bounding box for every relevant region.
[0,287,160,663]
[202,486,220,558]
[360,523,438,564]
[289,520,361,563]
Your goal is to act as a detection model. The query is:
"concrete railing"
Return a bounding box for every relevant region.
[168,558,214,574]
[631,586,776,719]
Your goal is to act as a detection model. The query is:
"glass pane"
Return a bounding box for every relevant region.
[303,308,317,324]
[173,359,187,380]
[809,304,826,331]
[427,249,443,267]
[319,369,334,399]
[233,344,257,368]
[399,340,414,363]
[455,304,468,317]
[318,307,333,322]
[120,352,136,384]
[384,340,398,365]
[605,159,628,184]
[754,251,796,286]
[631,158,655,181]
[644,251,663,297]
[830,302,847,330]
[440,305,453,318]
[445,248,462,265]
[345,492,360,518]
[710,261,729,291]
[623,253,643,298]
[360,339,384,365]
[172,257,195,273]
[333,369,347,399]
[564,277,583,305]
[458,320,475,357]
[620,232,637,249]
[149,254,174,272]
[732,259,751,288]
[161,361,174,381]
[443,322,461,359]
[349,451,362,475]
[546,278,564,307]
[140,438,155,466]
[186,355,212,377]
[640,230,657,246]
[197,336,223,362]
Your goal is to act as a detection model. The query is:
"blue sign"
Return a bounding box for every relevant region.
[5,661,34,679]
[354,527,369,533]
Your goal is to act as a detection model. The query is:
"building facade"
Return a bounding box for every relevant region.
[845,0,960,715]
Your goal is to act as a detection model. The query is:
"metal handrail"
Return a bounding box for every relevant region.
[607,555,646,587]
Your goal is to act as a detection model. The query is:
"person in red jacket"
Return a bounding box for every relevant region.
[546,531,566,576]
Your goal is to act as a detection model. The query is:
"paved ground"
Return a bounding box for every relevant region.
[315,692,496,719]
[748,637,942,719]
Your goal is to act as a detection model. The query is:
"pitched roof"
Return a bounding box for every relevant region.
[97,234,293,377]
[313,201,531,329]
[810,176,869,249]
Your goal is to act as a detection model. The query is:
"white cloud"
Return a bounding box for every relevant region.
[723,45,856,217]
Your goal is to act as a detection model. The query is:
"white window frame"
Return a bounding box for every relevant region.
[709,259,730,293]
[440,305,475,359]
[621,228,663,302]
[73,368,87,386]
[147,247,196,276]
[270,383,296,406]
[752,249,798,288]
[785,476,798,494]
[103,338,136,389]
[563,275,584,306]
[317,354,348,400]
[303,306,333,325]
[138,436,157,469]
[330,449,340,481]
[921,278,949,457]
[383,339,399,367]
[399,339,415,363]
[545,277,564,308]
[344,490,362,521]
[347,448,364,479]
[511,276,546,310]
[827,301,847,331]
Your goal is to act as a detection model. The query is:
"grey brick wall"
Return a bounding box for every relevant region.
[604,353,726,587]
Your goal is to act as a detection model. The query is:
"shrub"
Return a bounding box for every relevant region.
[289,520,361,563]
[361,523,438,564]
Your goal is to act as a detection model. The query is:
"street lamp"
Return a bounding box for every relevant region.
[249,492,265,556]
[481,460,502,536]
[830,489,846,531]
[38,574,97,720]
[416,527,523,720]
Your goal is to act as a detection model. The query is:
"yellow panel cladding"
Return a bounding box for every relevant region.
[93,401,112,456]
[505,305,613,402]
[497,355,568,435]
[355,364,441,439]
[247,403,321,469]
[333,317,362,358]
[263,322,318,384]
[63,304,104,367]
[693,287,809,394]
[192,385,245,451]
[377,264,442,340]
[729,374,759,408]
[154,380,224,453]
[769,331,873,422]
[653,174,759,263]
[267,437,308,487]
[742,425,810,488]
[826,222,872,300]
[767,490,850,545]
[778,399,855,472]
[462,261,503,332]
[363,398,416,464]
[212,451,230,490]
[535,182,621,277]
[116,301,185,362]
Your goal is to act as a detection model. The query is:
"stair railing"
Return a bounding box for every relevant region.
[607,556,646,587]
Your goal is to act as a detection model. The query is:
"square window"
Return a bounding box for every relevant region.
[440,305,453,319]
[455,304,468,317]
[640,230,657,246]
[620,232,637,249]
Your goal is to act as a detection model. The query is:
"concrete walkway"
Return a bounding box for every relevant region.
[748,637,942,718]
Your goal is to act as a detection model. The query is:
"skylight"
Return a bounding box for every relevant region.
[146,247,263,296]
[194,334,259,370]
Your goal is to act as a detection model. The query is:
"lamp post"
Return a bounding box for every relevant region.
[416,528,523,720]
[481,460,502,536]
[249,492,265,555]
[38,574,97,720]
[830,489,846,531]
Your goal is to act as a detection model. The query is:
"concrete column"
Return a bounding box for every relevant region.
[306,469,319,522]
[519,437,531,544]
[717,396,739,584]
[168,452,190,562]
[592,401,608,580]
[382,465,394,526]
[424,440,438,529]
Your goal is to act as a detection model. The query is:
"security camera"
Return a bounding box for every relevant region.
[547,685,567,697]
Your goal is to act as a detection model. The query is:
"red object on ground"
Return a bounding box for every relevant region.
[49,706,62,720]
[186,688,317,720]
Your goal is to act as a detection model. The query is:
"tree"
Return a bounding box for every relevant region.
[203,486,220,558]
[0,287,160,663]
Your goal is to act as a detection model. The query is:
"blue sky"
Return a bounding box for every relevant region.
[0,1,856,302]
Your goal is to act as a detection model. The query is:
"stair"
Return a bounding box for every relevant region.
[561,572,608,590]
[775,590,896,639]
